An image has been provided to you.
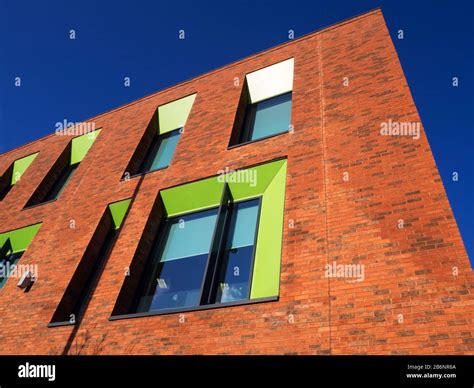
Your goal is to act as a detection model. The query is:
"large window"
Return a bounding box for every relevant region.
[111,159,287,319]
[140,129,181,173]
[134,197,260,314]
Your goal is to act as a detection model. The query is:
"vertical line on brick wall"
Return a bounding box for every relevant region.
[317,36,332,355]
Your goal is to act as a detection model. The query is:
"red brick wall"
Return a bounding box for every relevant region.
[0,9,472,355]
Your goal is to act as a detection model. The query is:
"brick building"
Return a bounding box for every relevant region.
[0,8,472,355]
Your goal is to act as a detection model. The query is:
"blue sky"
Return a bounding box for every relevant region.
[0,0,472,266]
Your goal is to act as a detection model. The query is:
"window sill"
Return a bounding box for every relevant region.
[109,296,278,321]
[22,198,58,211]
[47,321,76,328]
[120,166,169,182]
[227,130,289,150]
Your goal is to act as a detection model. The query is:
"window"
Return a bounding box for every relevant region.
[44,163,78,202]
[214,199,259,303]
[134,196,260,314]
[25,130,100,208]
[0,152,38,201]
[111,159,287,319]
[136,207,219,312]
[140,129,181,173]
[229,59,294,147]
[49,199,131,326]
[0,223,42,289]
[123,94,196,179]
[239,92,292,143]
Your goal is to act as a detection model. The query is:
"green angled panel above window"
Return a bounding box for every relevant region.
[108,198,132,230]
[70,129,102,165]
[11,152,39,185]
[0,223,42,254]
[160,177,225,217]
[159,158,287,300]
[158,94,196,134]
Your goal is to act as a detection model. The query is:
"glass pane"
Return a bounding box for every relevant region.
[0,251,24,288]
[161,208,218,261]
[215,199,260,303]
[136,207,218,313]
[146,253,208,312]
[249,92,292,141]
[145,129,181,172]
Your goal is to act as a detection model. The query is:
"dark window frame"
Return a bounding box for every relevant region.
[0,164,14,201]
[138,128,181,174]
[43,163,78,203]
[113,184,264,318]
[121,111,182,181]
[24,142,74,209]
[228,87,292,148]
[212,198,262,304]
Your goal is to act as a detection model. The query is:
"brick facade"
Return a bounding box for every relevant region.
[0,9,472,355]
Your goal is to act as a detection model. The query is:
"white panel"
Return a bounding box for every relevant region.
[246,58,294,103]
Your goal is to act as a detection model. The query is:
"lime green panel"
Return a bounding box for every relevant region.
[11,152,39,185]
[228,159,287,201]
[161,177,224,217]
[0,223,42,254]
[108,199,132,230]
[158,94,196,135]
[250,162,287,299]
[70,129,102,165]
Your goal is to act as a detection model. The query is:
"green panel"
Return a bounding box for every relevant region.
[158,94,196,134]
[0,223,42,254]
[70,129,102,165]
[228,159,287,201]
[160,160,287,217]
[250,162,287,299]
[161,177,224,217]
[108,198,132,230]
[11,152,39,185]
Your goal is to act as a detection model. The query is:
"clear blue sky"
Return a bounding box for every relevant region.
[0,0,472,266]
